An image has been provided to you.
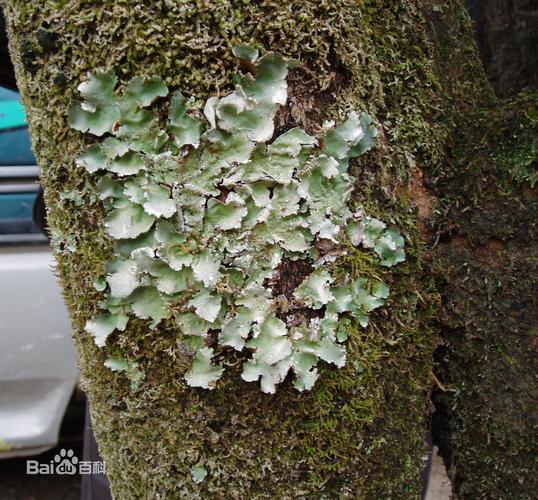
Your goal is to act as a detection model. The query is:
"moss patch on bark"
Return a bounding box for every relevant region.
[430,93,538,498]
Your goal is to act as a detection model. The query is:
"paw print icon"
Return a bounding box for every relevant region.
[53,448,79,475]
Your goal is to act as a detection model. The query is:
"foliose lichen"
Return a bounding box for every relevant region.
[69,47,405,394]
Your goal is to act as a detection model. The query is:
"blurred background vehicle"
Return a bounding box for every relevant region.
[0,83,80,459]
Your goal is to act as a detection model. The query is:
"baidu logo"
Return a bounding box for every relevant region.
[53,448,78,474]
[26,448,105,475]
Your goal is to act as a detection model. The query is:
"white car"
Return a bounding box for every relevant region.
[0,84,78,458]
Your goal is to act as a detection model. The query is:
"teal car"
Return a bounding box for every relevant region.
[0,85,44,242]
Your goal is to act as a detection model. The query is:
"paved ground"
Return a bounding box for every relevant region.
[425,446,453,500]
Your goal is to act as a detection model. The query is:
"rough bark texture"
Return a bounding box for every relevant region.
[2,0,535,498]
[466,0,538,96]
[431,93,538,497]
[430,4,538,498]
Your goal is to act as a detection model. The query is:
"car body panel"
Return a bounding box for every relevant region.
[0,192,36,220]
[0,86,35,166]
[0,247,78,458]
[0,86,39,235]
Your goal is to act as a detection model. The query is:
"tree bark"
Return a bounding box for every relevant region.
[465,0,538,95]
[431,85,538,499]
[2,0,536,498]
[431,5,538,498]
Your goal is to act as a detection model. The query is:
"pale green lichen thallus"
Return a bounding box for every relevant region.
[68,46,405,394]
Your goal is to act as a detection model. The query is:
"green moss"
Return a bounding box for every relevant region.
[489,93,538,188]
[430,91,538,497]
[421,14,538,495]
[1,0,488,497]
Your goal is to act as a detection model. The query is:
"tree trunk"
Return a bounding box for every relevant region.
[430,4,538,498]
[465,0,538,95]
[430,64,538,500]
[2,0,535,498]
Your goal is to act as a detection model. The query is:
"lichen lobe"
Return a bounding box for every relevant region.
[71,48,406,394]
